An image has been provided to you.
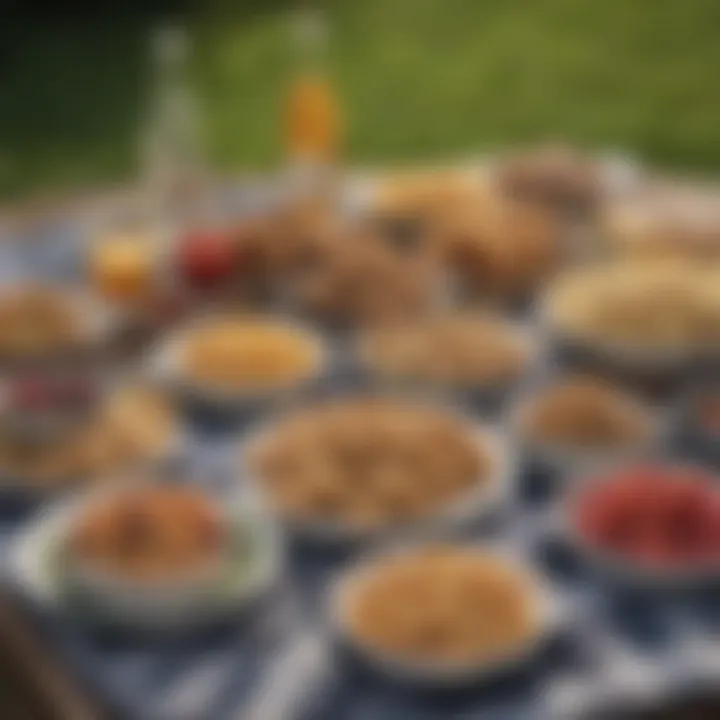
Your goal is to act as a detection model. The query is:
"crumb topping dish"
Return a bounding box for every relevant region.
[337,546,547,670]
[249,398,496,532]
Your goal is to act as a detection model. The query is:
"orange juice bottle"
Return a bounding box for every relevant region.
[90,232,156,303]
[284,11,342,166]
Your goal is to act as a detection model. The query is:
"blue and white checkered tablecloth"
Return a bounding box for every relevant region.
[1,217,720,720]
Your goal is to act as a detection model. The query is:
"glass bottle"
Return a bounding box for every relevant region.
[284,11,342,173]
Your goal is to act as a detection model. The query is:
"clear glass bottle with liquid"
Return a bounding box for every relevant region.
[284,11,342,182]
[91,25,210,305]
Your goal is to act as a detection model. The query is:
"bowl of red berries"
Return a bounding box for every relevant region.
[566,463,720,586]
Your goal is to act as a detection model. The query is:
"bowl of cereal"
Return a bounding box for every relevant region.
[244,397,510,542]
[332,544,560,685]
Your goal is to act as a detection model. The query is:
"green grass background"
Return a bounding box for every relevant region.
[2,0,720,198]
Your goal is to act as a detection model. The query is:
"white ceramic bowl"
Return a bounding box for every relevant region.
[8,487,283,631]
[329,544,563,687]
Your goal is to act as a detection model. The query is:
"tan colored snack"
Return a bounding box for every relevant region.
[362,313,529,386]
[518,376,652,449]
[250,399,491,529]
[181,317,322,391]
[343,546,539,665]
[438,190,563,302]
[70,485,225,582]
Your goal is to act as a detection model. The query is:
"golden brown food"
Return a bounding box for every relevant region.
[250,399,491,529]
[182,317,322,390]
[0,286,87,359]
[438,190,563,302]
[70,485,225,581]
[370,168,564,303]
[290,235,442,326]
[344,546,539,665]
[244,199,344,278]
[545,260,720,351]
[0,386,174,485]
[362,313,529,386]
[230,192,445,325]
[518,376,652,449]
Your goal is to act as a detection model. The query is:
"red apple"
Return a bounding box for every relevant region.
[177,230,237,288]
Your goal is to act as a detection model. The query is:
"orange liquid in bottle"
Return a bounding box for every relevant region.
[285,73,341,164]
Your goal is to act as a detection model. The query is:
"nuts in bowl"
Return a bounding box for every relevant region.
[333,545,557,683]
[515,376,658,473]
[247,398,505,538]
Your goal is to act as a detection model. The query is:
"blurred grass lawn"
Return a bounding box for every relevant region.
[2,0,720,198]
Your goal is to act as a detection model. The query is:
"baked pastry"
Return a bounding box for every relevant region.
[437,189,563,302]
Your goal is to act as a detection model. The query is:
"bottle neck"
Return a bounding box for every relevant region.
[140,25,212,236]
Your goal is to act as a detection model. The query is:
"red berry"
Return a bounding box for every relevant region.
[177,230,237,288]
